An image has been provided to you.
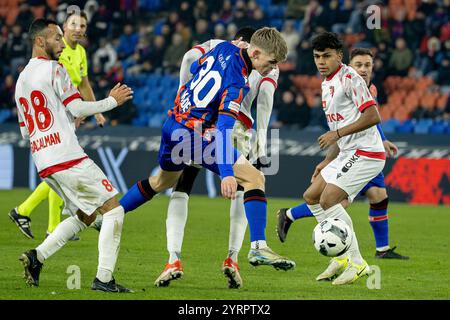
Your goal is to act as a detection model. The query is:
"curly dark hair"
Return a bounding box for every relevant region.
[311,32,343,53]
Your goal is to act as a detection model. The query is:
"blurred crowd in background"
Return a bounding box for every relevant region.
[1,0,449,134]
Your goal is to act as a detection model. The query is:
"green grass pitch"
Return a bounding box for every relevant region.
[0,189,449,300]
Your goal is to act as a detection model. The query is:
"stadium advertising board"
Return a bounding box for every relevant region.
[1,125,448,205]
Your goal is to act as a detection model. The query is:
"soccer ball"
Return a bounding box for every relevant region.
[312,218,353,257]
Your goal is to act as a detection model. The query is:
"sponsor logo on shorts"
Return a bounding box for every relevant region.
[341,153,361,173]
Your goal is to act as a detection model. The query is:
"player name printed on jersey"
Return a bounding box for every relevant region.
[179,90,191,113]
[15,57,87,174]
[30,132,61,153]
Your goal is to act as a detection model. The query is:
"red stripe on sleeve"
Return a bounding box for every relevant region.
[260,77,277,89]
[63,93,82,106]
[192,45,206,55]
[358,100,376,112]
[19,122,25,127]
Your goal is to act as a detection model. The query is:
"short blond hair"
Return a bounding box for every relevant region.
[250,27,287,63]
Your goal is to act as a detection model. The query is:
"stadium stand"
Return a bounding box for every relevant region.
[0,0,449,133]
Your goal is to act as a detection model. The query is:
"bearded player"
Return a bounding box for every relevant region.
[16,18,132,292]
[9,10,105,240]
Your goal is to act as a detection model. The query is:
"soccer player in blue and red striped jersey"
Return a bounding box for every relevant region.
[277,48,409,260]
[119,28,296,276]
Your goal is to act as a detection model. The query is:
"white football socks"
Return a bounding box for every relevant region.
[377,245,390,252]
[307,204,326,222]
[251,240,267,250]
[286,204,319,221]
[286,208,295,221]
[311,203,364,265]
[36,216,87,263]
[167,191,189,263]
[96,206,124,283]
[228,191,247,262]
[326,204,363,264]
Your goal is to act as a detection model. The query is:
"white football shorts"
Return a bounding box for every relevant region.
[44,158,118,216]
[320,150,385,202]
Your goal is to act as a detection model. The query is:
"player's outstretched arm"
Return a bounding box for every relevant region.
[217,112,238,200]
[66,83,133,118]
[108,83,134,105]
[255,80,276,169]
[79,75,106,127]
[216,83,246,199]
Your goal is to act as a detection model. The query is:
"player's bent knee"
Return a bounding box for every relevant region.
[303,189,320,205]
[174,166,200,195]
[150,176,170,193]
[319,197,337,211]
[244,171,265,191]
[150,171,181,193]
[367,187,388,204]
[236,164,265,191]
[319,199,328,211]
[98,196,121,215]
[256,171,265,188]
[103,206,124,227]
[76,210,96,226]
[341,199,350,209]
[303,191,314,205]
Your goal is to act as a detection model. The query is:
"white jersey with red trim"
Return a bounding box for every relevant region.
[191,39,225,56]
[15,57,87,175]
[321,64,384,154]
[238,67,278,128]
[189,40,279,129]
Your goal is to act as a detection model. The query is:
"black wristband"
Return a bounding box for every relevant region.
[336,129,341,138]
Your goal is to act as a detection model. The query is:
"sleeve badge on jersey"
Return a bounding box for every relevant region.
[369,84,378,98]
[229,101,241,113]
[330,86,335,98]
